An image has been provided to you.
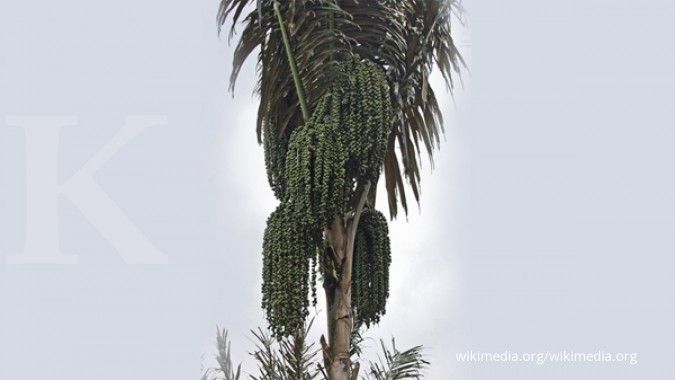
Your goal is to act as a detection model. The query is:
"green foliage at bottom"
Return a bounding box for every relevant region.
[204,325,429,380]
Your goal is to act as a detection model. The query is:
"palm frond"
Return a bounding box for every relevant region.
[250,327,285,380]
[277,318,321,380]
[206,328,242,380]
[206,326,431,380]
[249,320,321,380]
[218,0,465,217]
[344,0,465,218]
[218,0,352,138]
[368,339,429,380]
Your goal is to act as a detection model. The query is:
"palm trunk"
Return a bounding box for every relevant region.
[323,216,354,380]
[321,183,371,380]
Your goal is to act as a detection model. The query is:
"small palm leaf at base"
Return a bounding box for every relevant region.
[205,327,429,380]
[203,328,242,380]
[368,339,429,380]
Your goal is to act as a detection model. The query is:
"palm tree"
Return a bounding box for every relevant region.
[218,1,464,379]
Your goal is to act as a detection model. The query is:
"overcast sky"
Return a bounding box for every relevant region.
[1,1,673,380]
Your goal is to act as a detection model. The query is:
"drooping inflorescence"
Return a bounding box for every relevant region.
[261,204,319,338]
[312,57,393,182]
[261,56,394,337]
[284,119,352,231]
[262,118,290,200]
[352,208,392,327]
[264,57,393,203]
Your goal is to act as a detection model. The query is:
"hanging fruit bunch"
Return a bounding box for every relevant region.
[260,56,395,337]
[352,208,392,327]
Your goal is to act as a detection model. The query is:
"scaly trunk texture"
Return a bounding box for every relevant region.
[323,216,356,380]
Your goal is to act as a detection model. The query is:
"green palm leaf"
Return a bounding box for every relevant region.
[368,339,429,380]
